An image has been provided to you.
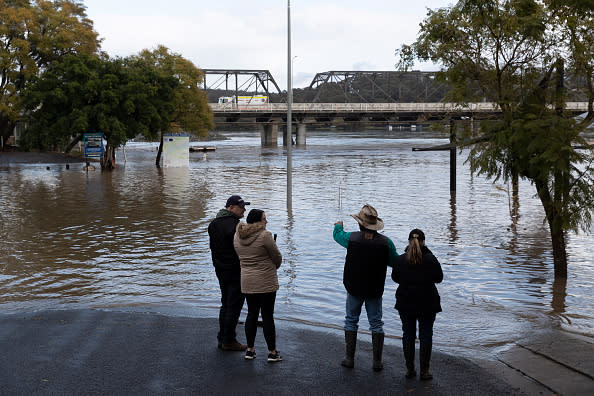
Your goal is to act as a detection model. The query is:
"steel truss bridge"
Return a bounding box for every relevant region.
[202,69,282,97]
[202,69,590,146]
[202,69,590,120]
[201,69,448,103]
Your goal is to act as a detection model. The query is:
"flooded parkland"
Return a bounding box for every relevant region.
[1,129,592,360]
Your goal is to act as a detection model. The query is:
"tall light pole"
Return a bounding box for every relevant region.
[286,0,293,212]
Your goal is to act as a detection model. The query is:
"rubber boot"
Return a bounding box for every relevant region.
[419,343,433,380]
[403,339,416,378]
[372,332,384,372]
[341,330,357,368]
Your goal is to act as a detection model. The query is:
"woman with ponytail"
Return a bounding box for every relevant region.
[392,229,443,380]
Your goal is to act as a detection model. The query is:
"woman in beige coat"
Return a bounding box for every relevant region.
[234,209,283,362]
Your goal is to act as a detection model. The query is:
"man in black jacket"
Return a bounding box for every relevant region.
[208,195,250,351]
[333,204,398,371]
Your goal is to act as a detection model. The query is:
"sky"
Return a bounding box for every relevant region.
[82,0,453,91]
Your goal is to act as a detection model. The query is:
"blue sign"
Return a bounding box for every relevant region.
[84,133,103,158]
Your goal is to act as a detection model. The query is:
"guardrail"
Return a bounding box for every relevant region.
[209,102,589,113]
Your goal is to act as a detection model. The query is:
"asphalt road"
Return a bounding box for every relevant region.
[0,309,529,395]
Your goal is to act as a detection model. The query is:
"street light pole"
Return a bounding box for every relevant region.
[287,0,293,212]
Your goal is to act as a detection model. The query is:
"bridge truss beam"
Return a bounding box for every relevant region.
[201,69,282,98]
[308,70,448,103]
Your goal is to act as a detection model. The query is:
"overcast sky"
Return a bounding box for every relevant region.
[82,0,453,91]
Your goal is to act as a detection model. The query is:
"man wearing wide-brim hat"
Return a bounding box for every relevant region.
[333,204,399,372]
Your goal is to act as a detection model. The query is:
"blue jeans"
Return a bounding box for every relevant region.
[344,292,384,333]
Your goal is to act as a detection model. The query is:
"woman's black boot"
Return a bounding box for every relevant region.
[419,344,433,380]
[403,339,416,378]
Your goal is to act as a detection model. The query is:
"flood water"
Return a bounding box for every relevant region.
[1,129,592,360]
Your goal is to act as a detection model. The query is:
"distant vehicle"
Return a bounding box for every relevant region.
[217,95,269,110]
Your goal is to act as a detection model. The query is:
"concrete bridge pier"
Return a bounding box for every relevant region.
[281,123,306,146]
[282,125,292,146]
[260,124,278,146]
[296,123,306,146]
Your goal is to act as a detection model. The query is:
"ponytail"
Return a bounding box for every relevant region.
[407,237,423,266]
[406,228,425,266]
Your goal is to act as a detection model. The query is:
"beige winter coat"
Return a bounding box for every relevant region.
[234,222,282,294]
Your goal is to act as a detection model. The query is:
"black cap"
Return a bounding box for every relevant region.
[226,195,250,207]
[408,229,425,241]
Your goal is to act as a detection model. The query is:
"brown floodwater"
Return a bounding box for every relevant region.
[1,129,592,359]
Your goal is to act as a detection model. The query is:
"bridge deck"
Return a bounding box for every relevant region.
[209,102,589,123]
[210,102,588,113]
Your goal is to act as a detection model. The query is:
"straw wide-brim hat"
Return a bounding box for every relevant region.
[351,204,384,231]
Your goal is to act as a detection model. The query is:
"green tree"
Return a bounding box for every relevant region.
[397,0,594,278]
[20,53,178,169]
[0,0,99,146]
[131,45,213,166]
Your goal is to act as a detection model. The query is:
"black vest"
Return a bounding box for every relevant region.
[343,231,390,298]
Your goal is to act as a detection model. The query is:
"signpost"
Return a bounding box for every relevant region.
[162,134,190,168]
[83,133,103,159]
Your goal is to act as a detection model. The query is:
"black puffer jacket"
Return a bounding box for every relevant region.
[344,231,390,299]
[392,246,443,315]
[208,209,241,272]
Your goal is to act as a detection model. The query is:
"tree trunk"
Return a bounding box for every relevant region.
[64,134,83,154]
[550,227,568,278]
[0,118,15,150]
[535,179,568,279]
[155,132,163,168]
[100,143,116,170]
[511,169,520,222]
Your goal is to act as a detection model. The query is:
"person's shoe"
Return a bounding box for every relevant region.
[267,351,282,362]
[419,344,433,380]
[405,368,417,379]
[221,340,247,351]
[244,350,256,360]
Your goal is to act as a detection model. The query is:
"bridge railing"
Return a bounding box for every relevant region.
[209,102,589,113]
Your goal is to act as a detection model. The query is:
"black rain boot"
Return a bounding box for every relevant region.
[341,330,357,368]
[403,339,416,378]
[372,332,384,372]
[420,343,433,380]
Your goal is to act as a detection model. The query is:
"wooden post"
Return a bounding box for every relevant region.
[450,120,456,192]
[412,120,458,192]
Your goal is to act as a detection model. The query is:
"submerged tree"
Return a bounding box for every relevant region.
[0,0,99,147]
[130,45,214,167]
[19,47,213,169]
[397,0,594,277]
[19,53,178,169]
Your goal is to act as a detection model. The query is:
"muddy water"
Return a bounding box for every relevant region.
[1,129,592,359]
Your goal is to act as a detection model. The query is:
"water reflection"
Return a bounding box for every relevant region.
[1,130,592,360]
[552,277,567,314]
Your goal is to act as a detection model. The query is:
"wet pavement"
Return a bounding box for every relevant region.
[3,309,589,395]
[497,329,594,395]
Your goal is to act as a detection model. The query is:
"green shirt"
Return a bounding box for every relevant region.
[333,223,398,267]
